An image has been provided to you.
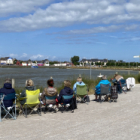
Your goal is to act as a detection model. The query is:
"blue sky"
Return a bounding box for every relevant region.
[0,0,140,62]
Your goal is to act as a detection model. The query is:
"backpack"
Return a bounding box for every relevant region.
[111,86,118,99]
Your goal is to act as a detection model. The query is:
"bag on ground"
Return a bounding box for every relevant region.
[111,86,118,99]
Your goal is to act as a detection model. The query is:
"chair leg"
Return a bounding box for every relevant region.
[26,105,27,118]
[61,105,64,113]
[15,105,16,120]
[99,95,102,103]
[0,105,1,122]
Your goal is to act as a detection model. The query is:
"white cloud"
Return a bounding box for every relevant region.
[65,24,140,34]
[0,0,140,32]
[130,37,140,41]
[0,0,51,17]
[9,53,18,57]
[30,54,44,60]
[21,53,28,58]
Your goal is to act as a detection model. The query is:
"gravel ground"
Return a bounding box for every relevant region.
[0,85,140,140]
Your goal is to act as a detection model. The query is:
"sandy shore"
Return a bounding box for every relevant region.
[0,85,140,140]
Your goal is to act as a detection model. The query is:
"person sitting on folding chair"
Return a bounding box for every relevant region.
[0,78,16,113]
[41,77,58,112]
[111,72,124,93]
[19,79,41,114]
[20,79,36,105]
[73,75,85,94]
[73,75,90,103]
[58,80,74,111]
[95,75,111,101]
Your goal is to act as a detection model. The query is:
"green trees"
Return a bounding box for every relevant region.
[71,56,79,65]
[13,59,17,64]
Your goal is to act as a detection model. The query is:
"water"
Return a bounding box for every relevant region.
[0,68,138,88]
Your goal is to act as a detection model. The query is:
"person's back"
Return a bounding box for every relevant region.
[41,78,57,104]
[96,76,111,95]
[0,78,15,107]
[58,80,73,103]
[20,79,36,105]
[73,77,85,94]
[115,75,123,81]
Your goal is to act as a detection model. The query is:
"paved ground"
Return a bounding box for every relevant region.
[0,85,140,140]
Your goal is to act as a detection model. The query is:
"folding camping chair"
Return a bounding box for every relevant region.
[0,93,17,122]
[76,84,89,104]
[60,95,74,113]
[43,95,58,113]
[99,84,111,103]
[119,79,127,94]
[19,89,41,118]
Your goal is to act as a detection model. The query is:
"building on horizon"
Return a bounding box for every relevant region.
[80,58,108,66]
[0,57,13,65]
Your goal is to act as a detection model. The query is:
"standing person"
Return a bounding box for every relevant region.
[0,78,16,107]
[95,75,111,101]
[41,77,58,105]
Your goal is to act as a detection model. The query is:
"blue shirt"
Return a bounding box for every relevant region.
[73,81,85,94]
[96,80,111,94]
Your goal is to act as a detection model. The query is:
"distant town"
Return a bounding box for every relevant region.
[0,57,139,67]
[0,57,109,67]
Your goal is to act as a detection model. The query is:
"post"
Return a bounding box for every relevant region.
[128,71,130,75]
[12,79,15,88]
[0,98,1,122]
[15,96,16,120]
[90,62,91,79]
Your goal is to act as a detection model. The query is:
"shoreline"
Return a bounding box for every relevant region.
[0,65,140,71]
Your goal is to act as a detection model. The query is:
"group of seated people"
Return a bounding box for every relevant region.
[0,75,87,113]
[94,72,126,101]
[0,72,126,115]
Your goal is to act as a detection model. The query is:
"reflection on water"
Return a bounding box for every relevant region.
[0,68,138,88]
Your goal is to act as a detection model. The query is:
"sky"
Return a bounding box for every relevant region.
[0,0,140,62]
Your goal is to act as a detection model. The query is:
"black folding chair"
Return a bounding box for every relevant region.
[100,84,111,103]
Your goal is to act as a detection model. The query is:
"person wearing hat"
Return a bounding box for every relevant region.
[111,72,124,93]
[94,75,111,100]
[112,72,124,82]
[73,75,85,94]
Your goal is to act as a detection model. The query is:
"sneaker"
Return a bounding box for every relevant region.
[55,107,59,112]
[48,104,53,108]
[66,104,70,107]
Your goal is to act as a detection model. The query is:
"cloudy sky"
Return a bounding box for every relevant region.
[0,0,140,61]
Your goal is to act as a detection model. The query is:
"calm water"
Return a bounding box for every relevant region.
[0,68,138,88]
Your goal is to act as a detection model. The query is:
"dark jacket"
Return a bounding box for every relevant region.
[0,83,15,107]
[58,87,73,103]
[20,86,36,105]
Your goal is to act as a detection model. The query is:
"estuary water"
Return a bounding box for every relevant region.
[0,68,138,88]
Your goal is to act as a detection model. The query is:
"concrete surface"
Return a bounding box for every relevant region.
[0,85,140,140]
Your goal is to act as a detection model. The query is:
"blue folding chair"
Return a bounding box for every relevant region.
[61,95,74,113]
[0,93,17,122]
[44,95,58,113]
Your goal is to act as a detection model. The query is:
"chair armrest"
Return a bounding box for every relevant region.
[18,97,27,101]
